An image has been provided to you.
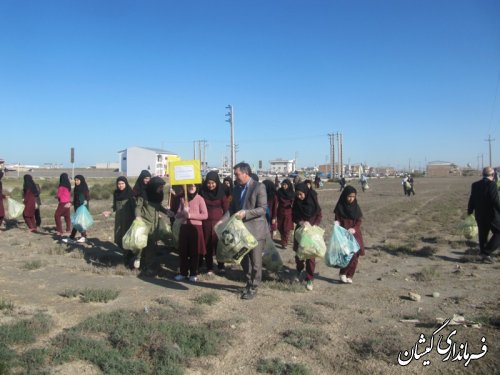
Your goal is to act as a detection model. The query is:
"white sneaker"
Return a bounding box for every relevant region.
[346,278,353,284]
[206,271,214,276]
[306,280,314,291]
[189,275,199,282]
[133,258,141,269]
[174,274,186,281]
[77,237,86,243]
[340,275,348,283]
[62,237,75,244]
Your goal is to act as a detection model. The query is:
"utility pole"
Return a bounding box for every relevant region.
[339,132,343,177]
[226,105,235,178]
[336,132,341,178]
[486,134,495,167]
[193,141,196,160]
[328,133,335,178]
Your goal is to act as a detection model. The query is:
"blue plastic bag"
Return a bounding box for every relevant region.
[71,205,94,232]
[325,225,360,268]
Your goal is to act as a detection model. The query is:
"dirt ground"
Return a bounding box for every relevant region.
[0,176,499,374]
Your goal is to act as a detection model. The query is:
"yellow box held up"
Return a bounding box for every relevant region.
[168,160,202,185]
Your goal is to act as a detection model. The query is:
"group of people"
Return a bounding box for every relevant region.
[0,163,367,299]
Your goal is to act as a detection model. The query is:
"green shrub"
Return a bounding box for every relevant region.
[80,288,120,303]
[257,358,308,375]
[192,292,221,306]
[282,328,326,350]
[22,260,42,270]
[0,299,14,312]
[0,313,52,345]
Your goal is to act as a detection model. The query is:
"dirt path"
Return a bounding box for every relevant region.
[0,177,498,374]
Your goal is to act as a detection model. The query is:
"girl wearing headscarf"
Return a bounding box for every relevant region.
[168,185,184,225]
[263,179,278,237]
[334,185,364,284]
[223,176,233,204]
[292,182,322,291]
[133,176,172,271]
[113,176,136,263]
[63,174,90,243]
[22,174,39,232]
[0,171,6,229]
[133,170,151,200]
[200,172,229,275]
[174,184,208,282]
[54,173,72,235]
[277,179,295,248]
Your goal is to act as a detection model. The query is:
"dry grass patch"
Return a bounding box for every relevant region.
[262,280,306,293]
[412,266,439,282]
[282,328,328,350]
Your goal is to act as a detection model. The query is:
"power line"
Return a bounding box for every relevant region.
[485,134,495,167]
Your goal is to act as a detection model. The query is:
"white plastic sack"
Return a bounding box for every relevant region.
[215,214,258,264]
[122,219,150,253]
[294,222,326,260]
[6,197,24,219]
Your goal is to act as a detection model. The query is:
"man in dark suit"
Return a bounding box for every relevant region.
[224,162,267,299]
[468,167,500,260]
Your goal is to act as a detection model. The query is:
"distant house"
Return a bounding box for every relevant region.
[426,161,461,177]
[269,159,296,175]
[118,147,180,177]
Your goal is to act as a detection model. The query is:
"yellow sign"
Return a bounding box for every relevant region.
[169,160,202,185]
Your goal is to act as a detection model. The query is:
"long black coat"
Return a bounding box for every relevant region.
[468,178,500,230]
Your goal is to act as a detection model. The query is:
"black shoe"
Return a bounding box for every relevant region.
[241,287,257,300]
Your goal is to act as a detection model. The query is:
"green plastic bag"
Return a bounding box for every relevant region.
[215,214,258,264]
[157,218,172,245]
[122,219,150,253]
[262,237,283,272]
[294,222,326,260]
[6,197,24,219]
[172,218,183,247]
[459,215,478,240]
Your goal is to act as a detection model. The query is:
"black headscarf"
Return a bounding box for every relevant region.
[113,176,134,202]
[186,184,201,202]
[23,174,39,196]
[145,176,166,203]
[250,173,259,182]
[133,170,152,200]
[223,176,233,197]
[201,171,225,201]
[334,185,363,220]
[74,175,89,195]
[293,182,320,219]
[262,180,276,204]
[59,173,71,192]
[278,178,295,200]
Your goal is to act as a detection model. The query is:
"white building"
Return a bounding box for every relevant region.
[269,159,296,175]
[118,147,180,177]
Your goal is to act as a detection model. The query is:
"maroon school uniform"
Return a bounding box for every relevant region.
[334,185,364,279]
[277,179,295,247]
[200,171,229,272]
[292,183,322,281]
[201,197,227,271]
[268,195,278,233]
[22,175,39,231]
[277,194,294,245]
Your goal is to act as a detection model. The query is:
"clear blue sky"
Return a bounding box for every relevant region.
[1,0,499,170]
